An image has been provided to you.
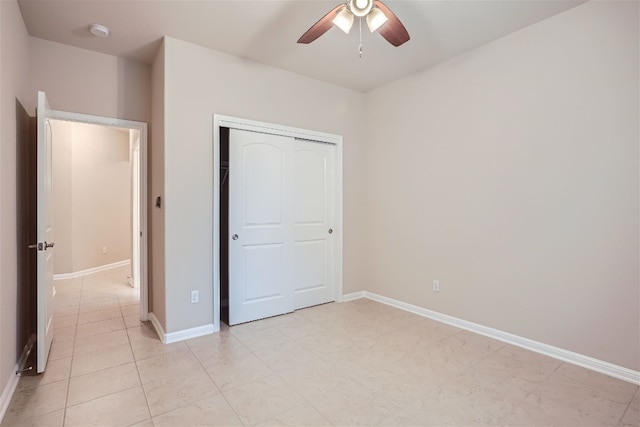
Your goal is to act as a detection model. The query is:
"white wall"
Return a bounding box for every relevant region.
[0,0,4,403]
[71,123,131,271]
[0,0,30,413]
[150,40,166,326]
[160,37,366,333]
[364,1,639,370]
[52,121,132,274]
[29,37,151,123]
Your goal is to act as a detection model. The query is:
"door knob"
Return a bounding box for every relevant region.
[232,234,239,240]
[27,242,55,251]
[328,229,333,234]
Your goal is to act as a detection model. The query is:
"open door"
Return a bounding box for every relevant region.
[36,91,54,373]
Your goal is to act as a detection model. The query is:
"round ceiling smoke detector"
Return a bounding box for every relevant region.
[89,23,109,38]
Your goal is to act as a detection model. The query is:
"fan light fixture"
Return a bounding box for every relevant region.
[366,6,388,32]
[333,6,354,34]
[332,0,388,35]
[298,0,410,55]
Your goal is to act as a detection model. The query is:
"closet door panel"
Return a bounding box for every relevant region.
[228,129,294,325]
[293,141,336,309]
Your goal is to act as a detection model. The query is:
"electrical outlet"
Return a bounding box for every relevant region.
[102,246,107,254]
[191,290,199,304]
[433,280,440,292]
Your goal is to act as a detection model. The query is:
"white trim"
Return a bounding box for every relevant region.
[0,335,31,421]
[165,324,215,344]
[339,291,366,302]
[130,131,141,291]
[148,313,214,344]
[47,110,149,322]
[0,365,19,423]
[53,259,131,280]
[215,115,342,144]
[347,291,640,385]
[148,312,165,342]
[212,114,344,332]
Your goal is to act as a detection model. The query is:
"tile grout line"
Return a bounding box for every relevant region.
[237,335,315,426]
[111,267,153,426]
[235,316,352,427]
[188,334,250,426]
[128,307,154,424]
[64,270,146,425]
[616,387,638,426]
[61,275,83,427]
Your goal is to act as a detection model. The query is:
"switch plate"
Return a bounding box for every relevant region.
[102,246,107,254]
[191,290,199,303]
[433,280,440,292]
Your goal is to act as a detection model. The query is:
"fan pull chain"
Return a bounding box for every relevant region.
[358,17,363,58]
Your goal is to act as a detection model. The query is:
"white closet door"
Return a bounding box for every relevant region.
[293,140,336,309]
[228,129,294,325]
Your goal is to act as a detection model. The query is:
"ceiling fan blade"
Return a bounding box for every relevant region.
[298,4,344,44]
[374,0,410,47]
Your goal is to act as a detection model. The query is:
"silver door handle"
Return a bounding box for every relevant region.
[27,241,54,251]
[232,234,239,240]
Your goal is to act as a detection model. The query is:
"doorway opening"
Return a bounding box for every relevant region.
[219,127,230,325]
[46,111,149,322]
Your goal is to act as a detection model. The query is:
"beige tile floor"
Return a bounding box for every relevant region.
[2,266,639,426]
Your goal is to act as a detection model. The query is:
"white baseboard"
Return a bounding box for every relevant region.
[0,364,20,423]
[54,259,131,280]
[1,334,37,423]
[148,312,165,342]
[165,324,215,344]
[339,291,365,302]
[148,313,214,344]
[342,291,640,385]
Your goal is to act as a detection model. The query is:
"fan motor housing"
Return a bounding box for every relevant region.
[349,0,373,17]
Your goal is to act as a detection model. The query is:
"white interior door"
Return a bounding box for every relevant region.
[36,91,54,373]
[293,140,336,309]
[228,129,294,325]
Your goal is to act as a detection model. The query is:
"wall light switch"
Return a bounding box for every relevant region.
[191,290,199,304]
[433,280,440,292]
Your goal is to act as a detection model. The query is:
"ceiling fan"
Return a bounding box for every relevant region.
[298,0,410,50]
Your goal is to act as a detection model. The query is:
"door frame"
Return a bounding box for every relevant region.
[213,115,343,332]
[47,109,149,321]
[131,134,141,289]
